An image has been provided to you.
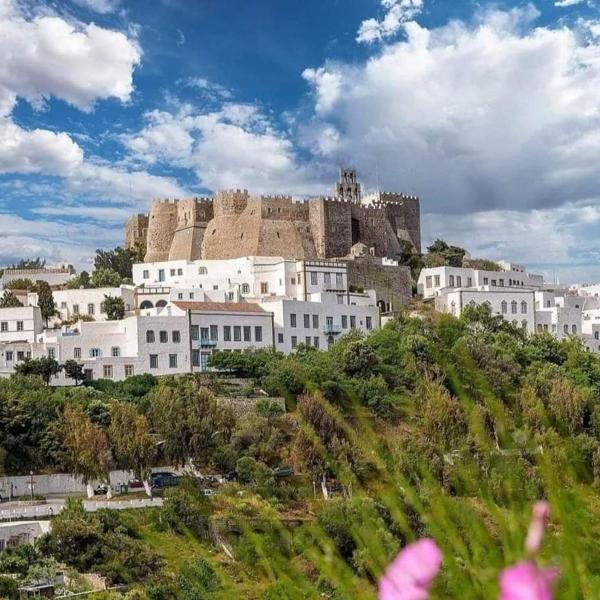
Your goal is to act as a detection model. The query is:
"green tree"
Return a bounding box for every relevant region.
[63,359,85,386]
[14,357,62,385]
[0,290,23,308]
[65,271,91,289]
[102,295,126,320]
[109,403,155,496]
[91,268,122,288]
[3,278,35,290]
[62,406,112,498]
[94,247,139,280]
[35,280,55,326]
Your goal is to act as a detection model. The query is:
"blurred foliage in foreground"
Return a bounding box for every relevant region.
[5,305,600,598]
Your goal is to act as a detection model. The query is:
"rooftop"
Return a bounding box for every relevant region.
[173,301,268,314]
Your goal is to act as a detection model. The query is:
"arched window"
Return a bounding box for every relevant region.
[198,267,208,275]
[140,300,153,309]
[511,301,517,314]
[156,300,167,308]
[501,301,507,314]
[521,301,527,314]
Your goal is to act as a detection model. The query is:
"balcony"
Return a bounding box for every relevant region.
[198,338,217,348]
[323,323,341,335]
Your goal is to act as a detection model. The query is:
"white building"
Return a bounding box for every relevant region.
[435,287,536,333]
[1,264,74,288]
[0,306,43,344]
[418,263,544,299]
[0,521,50,552]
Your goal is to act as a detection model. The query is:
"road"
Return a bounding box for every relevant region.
[0,497,163,521]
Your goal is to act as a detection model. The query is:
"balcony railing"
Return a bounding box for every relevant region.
[198,338,217,348]
[323,323,341,335]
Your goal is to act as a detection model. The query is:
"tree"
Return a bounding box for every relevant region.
[61,406,112,498]
[35,280,55,326]
[0,291,23,308]
[90,268,122,288]
[109,403,155,496]
[94,247,139,280]
[3,278,35,290]
[14,357,62,385]
[424,239,466,268]
[11,258,46,269]
[102,295,125,320]
[64,359,85,386]
[65,271,91,289]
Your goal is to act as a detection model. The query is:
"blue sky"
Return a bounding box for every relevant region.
[2,0,600,283]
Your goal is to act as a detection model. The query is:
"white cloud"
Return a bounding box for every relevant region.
[555,0,585,7]
[0,0,140,113]
[357,0,424,44]
[183,77,233,100]
[72,0,121,14]
[122,103,328,194]
[303,5,600,219]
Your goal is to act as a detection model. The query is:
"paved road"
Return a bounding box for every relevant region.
[0,497,163,521]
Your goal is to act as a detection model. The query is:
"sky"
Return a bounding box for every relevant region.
[2,0,600,283]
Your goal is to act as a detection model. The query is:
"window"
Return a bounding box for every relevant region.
[177,268,183,276]
[178,292,183,300]
[291,336,298,349]
[499,279,504,287]
[291,277,296,285]
[198,266,208,274]
[434,275,440,287]
[297,273,302,284]
[243,326,251,342]
[313,337,320,349]
[342,315,348,329]
[572,324,577,334]
[426,276,432,288]
[0,322,7,332]
[192,350,200,367]
[234,326,242,341]
[17,351,25,361]
[336,273,343,287]
[191,325,199,341]
[169,354,178,368]
[200,327,209,342]
[457,276,462,287]
[143,270,149,279]
[5,351,13,362]
[172,330,181,343]
[310,272,318,285]
[277,333,284,343]
[88,303,95,316]
[312,314,319,329]
[16,321,23,332]
[366,316,372,330]
[255,326,263,342]
[350,315,356,329]
[467,277,472,287]
[501,301,507,314]
[146,330,155,343]
[511,301,517,314]
[521,301,527,314]
[159,331,168,343]
[304,314,310,328]
[111,346,120,357]
[74,347,81,359]
[224,326,231,341]
[125,365,134,377]
[150,354,159,369]
[190,292,195,299]
[324,273,331,286]
[260,282,268,294]
[170,269,176,276]
[483,278,489,285]
[491,280,497,286]
[521,320,527,329]
[595,331,599,340]
[90,348,101,358]
[449,275,455,286]
[158,269,165,282]
[200,352,210,371]
[337,294,344,304]
[242,283,250,294]
[305,336,312,346]
[213,285,218,290]
[210,325,218,341]
[103,365,113,379]
[290,313,297,327]
[564,324,569,333]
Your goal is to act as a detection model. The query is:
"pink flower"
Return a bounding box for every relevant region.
[379,538,442,600]
[499,561,558,600]
[525,501,550,555]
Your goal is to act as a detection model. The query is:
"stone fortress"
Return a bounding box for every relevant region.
[126,169,421,262]
[126,169,421,307]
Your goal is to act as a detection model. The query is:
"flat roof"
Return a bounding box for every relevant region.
[173,301,268,314]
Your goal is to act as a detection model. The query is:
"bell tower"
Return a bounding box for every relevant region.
[336,167,362,203]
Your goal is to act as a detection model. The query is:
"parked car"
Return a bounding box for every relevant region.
[93,484,109,496]
[128,479,144,489]
[272,465,294,479]
[150,471,179,489]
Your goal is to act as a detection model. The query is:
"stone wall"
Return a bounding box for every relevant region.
[125,214,148,250]
[169,198,214,261]
[145,200,178,263]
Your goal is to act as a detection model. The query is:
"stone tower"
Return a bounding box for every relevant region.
[336,168,362,203]
[125,214,149,251]
[169,198,214,261]
[144,200,178,263]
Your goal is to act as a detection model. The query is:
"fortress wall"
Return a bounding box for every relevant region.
[322,198,353,258]
[257,196,310,221]
[145,200,178,263]
[213,189,249,217]
[125,214,148,250]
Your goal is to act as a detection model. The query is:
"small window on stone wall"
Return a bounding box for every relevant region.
[276,232,280,238]
[212,229,216,235]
